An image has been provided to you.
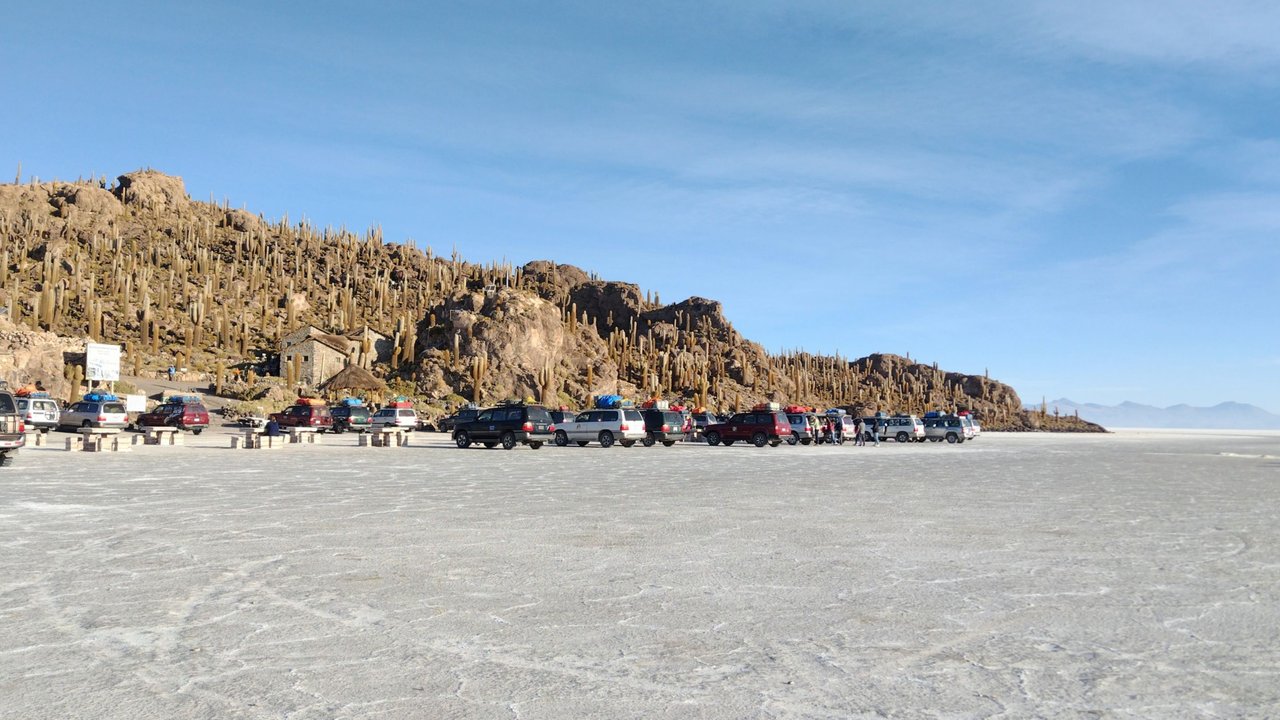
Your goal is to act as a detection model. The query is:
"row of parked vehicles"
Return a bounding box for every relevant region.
[445,399,981,450]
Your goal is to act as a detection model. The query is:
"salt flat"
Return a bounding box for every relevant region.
[2,429,1278,719]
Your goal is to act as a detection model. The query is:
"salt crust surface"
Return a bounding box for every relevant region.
[2,429,1278,719]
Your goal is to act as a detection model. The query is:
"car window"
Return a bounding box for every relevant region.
[398,409,414,417]
[624,410,643,422]
[104,402,126,414]
[476,409,493,422]
[527,407,551,423]
[573,412,591,422]
[0,395,14,413]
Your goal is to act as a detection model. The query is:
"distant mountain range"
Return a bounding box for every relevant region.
[1029,399,1280,430]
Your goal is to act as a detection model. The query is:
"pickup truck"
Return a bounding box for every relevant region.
[552,408,648,448]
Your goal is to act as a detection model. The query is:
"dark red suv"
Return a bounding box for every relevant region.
[269,402,333,431]
[138,401,211,434]
[704,411,791,447]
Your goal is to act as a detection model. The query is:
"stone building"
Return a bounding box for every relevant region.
[279,325,394,387]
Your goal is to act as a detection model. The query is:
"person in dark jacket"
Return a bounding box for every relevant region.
[264,418,282,437]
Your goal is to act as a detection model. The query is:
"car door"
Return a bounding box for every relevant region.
[471,409,495,441]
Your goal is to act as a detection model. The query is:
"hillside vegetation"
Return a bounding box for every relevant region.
[0,169,1101,431]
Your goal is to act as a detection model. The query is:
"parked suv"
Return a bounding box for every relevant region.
[59,397,129,430]
[137,401,211,434]
[640,409,685,447]
[330,405,372,433]
[0,389,25,466]
[453,402,554,450]
[924,415,972,443]
[786,412,821,445]
[269,402,333,432]
[704,411,791,447]
[552,408,648,448]
[439,406,478,433]
[16,395,59,433]
[370,406,418,430]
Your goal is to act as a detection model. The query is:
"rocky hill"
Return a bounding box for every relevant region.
[0,169,1099,431]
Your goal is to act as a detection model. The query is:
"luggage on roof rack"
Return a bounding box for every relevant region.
[752,402,781,412]
[167,394,202,404]
[296,397,327,406]
[339,397,364,407]
[594,394,623,409]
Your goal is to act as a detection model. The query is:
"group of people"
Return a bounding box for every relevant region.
[804,415,886,446]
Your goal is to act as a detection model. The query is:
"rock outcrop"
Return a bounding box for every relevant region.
[0,169,1096,430]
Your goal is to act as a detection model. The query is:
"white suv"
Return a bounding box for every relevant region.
[17,396,60,433]
[370,406,418,430]
[553,408,648,448]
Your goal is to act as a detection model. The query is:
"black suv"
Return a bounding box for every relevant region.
[330,405,371,433]
[452,402,555,450]
[641,409,685,447]
[439,406,479,433]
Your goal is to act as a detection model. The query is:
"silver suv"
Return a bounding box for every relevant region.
[370,406,418,430]
[553,408,648,447]
[924,415,972,444]
[59,398,128,430]
[786,413,821,445]
[16,395,60,433]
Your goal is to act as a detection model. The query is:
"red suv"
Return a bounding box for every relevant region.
[269,402,333,431]
[704,410,791,447]
[138,401,211,434]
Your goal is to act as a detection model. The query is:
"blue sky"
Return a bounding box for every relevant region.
[5,1,1279,411]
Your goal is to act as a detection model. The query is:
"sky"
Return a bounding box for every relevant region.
[4,1,1279,412]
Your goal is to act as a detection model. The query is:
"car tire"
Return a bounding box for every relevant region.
[787,433,798,446]
[598,431,615,448]
[662,441,675,447]
[192,428,202,435]
[576,441,589,447]
[554,430,569,447]
[801,437,811,445]
[946,432,958,444]
[752,432,767,447]
[0,453,12,467]
[455,431,472,448]
[642,434,655,447]
[896,431,909,443]
[81,420,92,428]
[501,432,516,450]
[529,441,542,450]
[769,440,781,447]
[705,431,721,446]
[723,439,735,446]
[483,441,498,448]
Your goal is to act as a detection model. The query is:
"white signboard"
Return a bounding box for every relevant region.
[85,342,122,382]
[124,394,147,412]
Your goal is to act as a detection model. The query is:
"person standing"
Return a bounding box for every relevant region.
[854,418,865,446]
[874,417,884,446]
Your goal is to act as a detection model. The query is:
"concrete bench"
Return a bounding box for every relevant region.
[360,427,408,447]
[73,428,128,453]
[289,427,322,444]
[232,430,288,450]
[141,426,184,446]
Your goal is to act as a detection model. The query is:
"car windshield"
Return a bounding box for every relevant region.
[103,402,126,414]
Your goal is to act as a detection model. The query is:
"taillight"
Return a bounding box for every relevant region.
[620,423,629,431]
[522,421,533,432]
[18,420,25,433]
[548,424,556,433]
[661,424,670,432]
[97,415,106,422]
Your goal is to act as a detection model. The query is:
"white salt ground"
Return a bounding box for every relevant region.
[2,428,1278,719]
